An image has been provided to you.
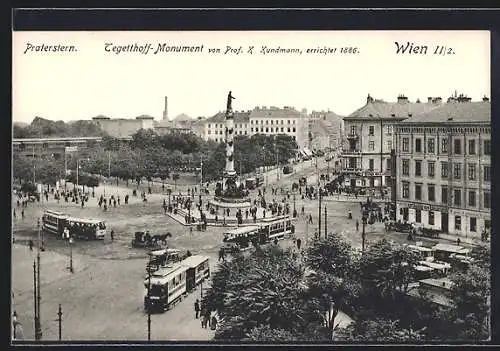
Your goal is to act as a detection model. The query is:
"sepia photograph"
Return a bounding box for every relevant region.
[11,27,491,344]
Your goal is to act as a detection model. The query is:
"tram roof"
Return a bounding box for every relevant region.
[181,255,210,268]
[260,215,290,223]
[433,243,470,254]
[66,217,105,224]
[44,209,68,217]
[408,245,433,252]
[149,263,187,284]
[224,225,260,235]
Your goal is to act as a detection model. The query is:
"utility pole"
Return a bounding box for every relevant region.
[56,304,62,341]
[76,159,79,192]
[324,206,327,239]
[147,254,152,341]
[275,142,279,181]
[33,260,37,340]
[68,236,74,273]
[35,221,42,340]
[200,156,203,193]
[318,191,322,236]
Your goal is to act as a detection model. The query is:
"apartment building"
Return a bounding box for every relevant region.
[340,94,439,191]
[395,96,491,238]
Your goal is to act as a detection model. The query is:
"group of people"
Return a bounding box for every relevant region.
[194,299,217,330]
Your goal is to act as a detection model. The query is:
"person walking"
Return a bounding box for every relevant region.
[202,309,211,329]
[356,220,359,232]
[296,238,302,251]
[194,299,200,319]
[29,240,33,251]
[21,209,25,220]
[308,214,313,224]
[110,230,115,241]
[456,237,461,246]
[211,314,218,331]
[13,209,16,219]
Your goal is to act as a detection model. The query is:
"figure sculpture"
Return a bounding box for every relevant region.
[227,91,235,110]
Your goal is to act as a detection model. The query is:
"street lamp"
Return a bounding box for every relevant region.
[68,234,74,274]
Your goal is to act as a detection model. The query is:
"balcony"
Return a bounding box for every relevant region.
[341,149,362,156]
[342,167,364,174]
[346,133,359,140]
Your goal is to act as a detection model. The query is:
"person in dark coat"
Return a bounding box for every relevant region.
[29,240,33,251]
[194,299,200,319]
[110,230,115,241]
[296,238,302,251]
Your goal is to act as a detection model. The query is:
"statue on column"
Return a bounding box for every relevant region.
[227,91,236,111]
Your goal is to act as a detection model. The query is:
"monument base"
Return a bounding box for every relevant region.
[211,196,252,209]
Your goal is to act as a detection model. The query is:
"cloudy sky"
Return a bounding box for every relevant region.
[12,30,490,123]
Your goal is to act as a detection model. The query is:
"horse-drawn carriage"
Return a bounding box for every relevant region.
[131,231,172,249]
[385,220,413,233]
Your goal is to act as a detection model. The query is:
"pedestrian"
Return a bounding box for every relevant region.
[274,238,278,245]
[211,315,218,330]
[356,220,359,232]
[110,230,114,241]
[308,214,313,224]
[297,238,302,251]
[117,196,120,205]
[218,248,224,262]
[13,209,16,219]
[21,209,25,220]
[202,309,211,329]
[113,199,117,208]
[194,299,200,319]
[29,239,33,251]
[456,237,461,246]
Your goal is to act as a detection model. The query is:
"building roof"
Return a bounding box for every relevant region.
[206,111,251,124]
[173,113,192,122]
[346,100,439,120]
[250,106,305,119]
[402,101,491,124]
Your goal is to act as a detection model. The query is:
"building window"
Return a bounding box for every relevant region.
[484,191,491,209]
[208,130,211,134]
[402,182,410,199]
[484,140,491,155]
[287,128,291,133]
[468,190,476,207]
[415,209,421,223]
[208,124,211,128]
[415,184,422,200]
[455,216,461,230]
[402,138,409,152]
[415,138,422,153]
[266,120,269,125]
[453,163,462,180]
[293,120,296,124]
[441,162,449,179]
[470,217,477,232]
[429,211,435,225]
[402,159,409,176]
[415,160,422,177]
[369,126,375,136]
[287,120,290,124]
[428,161,435,178]
[270,128,274,132]
[265,128,269,132]
[468,140,476,155]
[441,186,448,204]
[250,128,253,132]
[281,127,284,132]
[292,127,296,133]
[468,164,477,181]
[281,120,284,124]
[369,159,374,170]
[271,120,273,125]
[427,138,435,153]
[441,138,448,153]
[386,140,392,150]
[484,165,491,182]
[386,159,391,172]
[368,141,375,151]
[260,127,264,132]
[454,139,461,154]
[350,126,356,135]
[428,184,435,202]
[453,189,461,207]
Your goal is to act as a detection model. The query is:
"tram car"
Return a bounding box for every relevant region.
[259,215,295,242]
[41,210,106,240]
[143,254,210,313]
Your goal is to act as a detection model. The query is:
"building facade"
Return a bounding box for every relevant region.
[395,97,491,238]
[92,115,155,138]
[204,106,309,150]
[340,95,440,191]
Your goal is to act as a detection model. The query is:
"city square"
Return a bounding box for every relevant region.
[11,29,491,344]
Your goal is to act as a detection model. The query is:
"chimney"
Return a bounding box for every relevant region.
[366,94,374,104]
[163,96,168,120]
[397,94,409,103]
[483,95,490,102]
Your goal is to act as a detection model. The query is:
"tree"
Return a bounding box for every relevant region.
[357,239,419,301]
[335,318,426,342]
[305,233,354,278]
[204,246,321,341]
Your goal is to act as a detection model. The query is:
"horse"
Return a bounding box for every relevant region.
[151,233,172,246]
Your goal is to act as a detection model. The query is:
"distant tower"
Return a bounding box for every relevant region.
[163,96,168,120]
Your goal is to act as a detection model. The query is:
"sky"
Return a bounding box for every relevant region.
[12,30,490,124]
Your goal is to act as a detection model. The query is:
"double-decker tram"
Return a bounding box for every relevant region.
[259,215,295,242]
[143,254,210,313]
